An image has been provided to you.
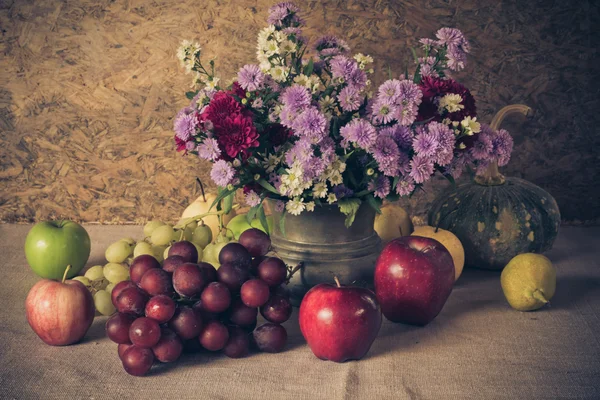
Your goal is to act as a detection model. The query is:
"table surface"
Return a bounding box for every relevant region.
[1,224,599,400]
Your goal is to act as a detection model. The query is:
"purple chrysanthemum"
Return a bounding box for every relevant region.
[237,64,265,92]
[314,35,350,58]
[470,131,493,160]
[371,99,397,125]
[185,141,196,151]
[173,111,198,141]
[396,176,416,196]
[419,38,438,48]
[378,80,403,104]
[267,2,303,27]
[244,190,262,207]
[444,153,470,179]
[396,103,419,126]
[371,135,401,177]
[446,46,467,71]
[332,184,354,199]
[492,129,513,166]
[329,55,358,81]
[398,80,423,106]
[436,28,469,51]
[340,119,377,150]
[196,138,221,161]
[412,132,438,158]
[292,107,328,143]
[274,200,285,213]
[368,176,391,199]
[210,160,235,187]
[346,68,368,90]
[281,84,311,111]
[409,154,435,184]
[338,86,362,112]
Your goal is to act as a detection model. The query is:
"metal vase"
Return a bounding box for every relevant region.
[269,200,382,306]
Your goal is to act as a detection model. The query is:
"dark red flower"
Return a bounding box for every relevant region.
[201,91,242,129]
[174,135,187,153]
[229,82,247,99]
[264,123,292,146]
[243,182,262,195]
[418,76,476,123]
[215,114,260,161]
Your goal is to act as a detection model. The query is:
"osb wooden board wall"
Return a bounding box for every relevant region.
[0,0,598,224]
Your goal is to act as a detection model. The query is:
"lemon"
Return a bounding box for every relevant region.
[412,225,465,281]
[501,253,556,311]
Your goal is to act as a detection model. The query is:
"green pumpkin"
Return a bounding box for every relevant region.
[428,176,560,270]
[428,104,560,270]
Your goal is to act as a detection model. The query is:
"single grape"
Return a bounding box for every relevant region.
[129,317,161,348]
[217,262,249,292]
[152,245,167,263]
[218,243,252,267]
[152,327,183,363]
[143,220,165,238]
[94,289,116,316]
[239,228,271,257]
[133,241,154,259]
[240,279,270,308]
[106,312,136,344]
[199,282,231,313]
[162,255,185,274]
[115,287,149,316]
[182,221,196,242]
[253,323,287,353]
[151,224,174,246]
[130,255,161,285]
[106,282,116,294]
[84,265,105,281]
[169,307,203,340]
[120,237,136,246]
[168,241,199,263]
[72,276,91,287]
[173,263,206,297]
[260,295,292,324]
[198,320,229,351]
[227,298,258,327]
[121,345,154,376]
[140,268,174,296]
[202,243,218,263]
[111,281,136,307]
[257,257,287,287]
[105,240,133,263]
[103,262,130,284]
[198,262,217,283]
[118,343,133,360]
[145,295,176,324]
[223,327,250,358]
[192,223,213,248]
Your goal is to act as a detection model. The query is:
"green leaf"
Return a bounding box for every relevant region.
[257,204,270,234]
[247,204,260,225]
[387,65,393,80]
[210,186,236,211]
[257,178,279,195]
[365,194,382,214]
[303,58,314,76]
[185,91,198,100]
[338,198,362,228]
[410,47,419,64]
[354,189,371,197]
[444,174,456,186]
[222,191,234,215]
[392,176,400,190]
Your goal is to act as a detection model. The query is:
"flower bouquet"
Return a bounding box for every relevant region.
[173,2,513,230]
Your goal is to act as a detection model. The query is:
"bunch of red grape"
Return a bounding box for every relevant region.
[105,228,293,376]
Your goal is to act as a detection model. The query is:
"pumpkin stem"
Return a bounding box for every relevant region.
[475,104,533,186]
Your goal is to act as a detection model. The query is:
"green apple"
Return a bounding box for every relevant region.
[226,214,273,239]
[24,220,91,280]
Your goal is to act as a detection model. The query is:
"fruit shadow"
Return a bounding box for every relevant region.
[549,275,600,311]
[80,317,109,344]
[453,268,500,288]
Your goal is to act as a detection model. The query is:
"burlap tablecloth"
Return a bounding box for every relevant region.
[1,224,599,399]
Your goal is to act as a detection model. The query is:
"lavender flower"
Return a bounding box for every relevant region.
[398,80,423,106]
[237,64,265,91]
[329,55,357,81]
[340,119,377,149]
[368,176,391,199]
[378,80,403,104]
[371,99,397,125]
[338,86,362,112]
[493,129,513,166]
[396,176,416,196]
[446,46,467,71]
[409,154,435,184]
[371,135,401,177]
[173,111,198,141]
[244,190,262,207]
[332,184,354,199]
[274,200,285,212]
[314,35,350,58]
[412,131,438,158]
[419,38,438,48]
[284,138,313,166]
[436,28,469,51]
[196,138,221,161]
[396,103,419,126]
[427,121,456,166]
[268,2,303,27]
[292,107,328,143]
[185,141,196,151]
[346,68,368,90]
[470,130,493,160]
[210,160,235,187]
[281,84,311,111]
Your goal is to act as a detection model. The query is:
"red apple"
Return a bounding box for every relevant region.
[374,236,454,326]
[299,278,382,362]
[25,265,95,346]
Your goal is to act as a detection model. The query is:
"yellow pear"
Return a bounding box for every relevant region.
[501,253,556,311]
[374,204,413,243]
[180,193,236,238]
[412,225,465,281]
